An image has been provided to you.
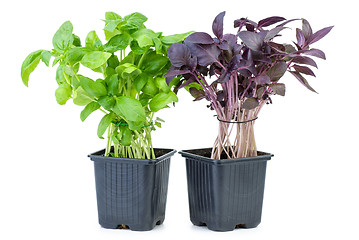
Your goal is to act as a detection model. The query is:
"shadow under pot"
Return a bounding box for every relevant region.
[180,148,273,232]
[88,148,176,231]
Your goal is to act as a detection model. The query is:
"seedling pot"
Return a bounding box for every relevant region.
[89,148,176,231]
[180,148,273,232]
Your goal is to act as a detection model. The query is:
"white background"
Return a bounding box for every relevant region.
[1,0,358,239]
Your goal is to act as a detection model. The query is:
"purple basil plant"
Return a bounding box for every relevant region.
[166,11,333,160]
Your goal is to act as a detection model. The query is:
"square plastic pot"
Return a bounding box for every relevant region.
[89,148,176,231]
[180,148,273,231]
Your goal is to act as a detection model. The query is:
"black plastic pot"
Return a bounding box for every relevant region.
[180,148,273,232]
[88,148,176,231]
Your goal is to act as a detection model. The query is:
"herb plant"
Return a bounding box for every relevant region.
[21,12,192,159]
[166,11,332,159]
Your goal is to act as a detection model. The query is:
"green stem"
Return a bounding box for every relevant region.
[137,47,150,69]
[105,123,113,156]
[134,130,151,159]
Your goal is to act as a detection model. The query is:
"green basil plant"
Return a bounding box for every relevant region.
[21,12,192,159]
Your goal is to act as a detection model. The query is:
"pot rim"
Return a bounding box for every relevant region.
[179,147,273,165]
[88,148,176,165]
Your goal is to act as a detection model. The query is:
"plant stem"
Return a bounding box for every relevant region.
[137,47,150,69]
[105,123,113,156]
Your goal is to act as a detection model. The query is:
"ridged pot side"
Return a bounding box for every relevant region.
[89,148,176,231]
[180,148,272,232]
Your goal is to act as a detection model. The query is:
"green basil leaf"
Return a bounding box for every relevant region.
[97,113,114,139]
[85,31,103,50]
[80,101,100,122]
[104,33,131,53]
[113,96,146,129]
[107,54,120,68]
[21,50,43,87]
[115,63,141,80]
[106,74,119,96]
[104,20,122,33]
[72,34,81,47]
[121,12,147,30]
[141,78,158,97]
[41,50,52,67]
[153,37,163,54]
[131,29,156,48]
[55,64,65,84]
[130,40,147,54]
[80,51,112,70]
[78,75,107,97]
[73,86,94,106]
[155,77,170,93]
[52,21,73,52]
[149,91,178,112]
[119,125,132,146]
[98,96,115,111]
[55,83,72,105]
[134,73,151,92]
[105,12,122,21]
[67,47,87,64]
[105,67,116,77]
[139,93,150,106]
[161,31,194,44]
[139,50,168,76]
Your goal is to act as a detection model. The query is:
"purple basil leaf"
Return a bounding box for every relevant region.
[276,18,300,27]
[266,61,287,81]
[307,26,334,45]
[264,26,287,41]
[284,44,297,54]
[234,18,244,28]
[300,48,326,59]
[293,41,302,51]
[289,71,317,93]
[178,76,196,89]
[212,11,225,40]
[165,66,176,84]
[188,55,197,70]
[254,75,271,84]
[258,16,286,28]
[292,64,316,77]
[296,28,305,47]
[245,23,255,32]
[217,71,231,83]
[216,55,240,83]
[218,41,229,50]
[268,42,286,52]
[234,18,257,31]
[189,87,206,101]
[228,55,240,71]
[165,69,192,78]
[222,34,242,53]
[167,43,191,67]
[238,69,252,78]
[242,97,259,110]
[269,83,286,96]
[221,34,242,56]
[184,32,214,45]
[258,30,268,40]
[186,42,220,66]
[196,65,208,76]
[237,31,264,51]
[302,19,313,40]
[291,56,318,68]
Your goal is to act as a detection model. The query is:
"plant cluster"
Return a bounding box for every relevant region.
[166,11,332,159]
[21,12,192,159]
